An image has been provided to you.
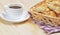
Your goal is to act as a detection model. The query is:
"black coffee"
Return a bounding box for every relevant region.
[9,6,21,9]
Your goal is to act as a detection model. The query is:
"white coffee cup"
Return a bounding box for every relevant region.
[4,3,24,20]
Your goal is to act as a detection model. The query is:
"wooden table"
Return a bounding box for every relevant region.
[0,0,60,35]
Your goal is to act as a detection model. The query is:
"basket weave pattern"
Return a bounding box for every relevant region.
[29,0,60,26]
[30,10,60,26]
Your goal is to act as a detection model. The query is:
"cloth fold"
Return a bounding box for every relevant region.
[33,18,60,34]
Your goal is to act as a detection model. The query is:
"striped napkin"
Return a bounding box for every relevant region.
[33,18,60,34]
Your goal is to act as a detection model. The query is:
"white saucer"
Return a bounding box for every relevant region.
[0,11,30,23]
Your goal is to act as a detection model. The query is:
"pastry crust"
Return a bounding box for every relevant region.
[31,0,57,17]
[32,1,49,12]
[48,0,60,14]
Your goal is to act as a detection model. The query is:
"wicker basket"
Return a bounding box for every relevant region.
[29,0,60,26]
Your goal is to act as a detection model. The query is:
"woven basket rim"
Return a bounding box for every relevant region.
[29,9,60,20]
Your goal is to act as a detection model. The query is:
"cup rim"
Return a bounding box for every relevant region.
[4,3,24,10]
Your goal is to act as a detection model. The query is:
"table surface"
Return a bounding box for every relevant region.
[0,0,60,35]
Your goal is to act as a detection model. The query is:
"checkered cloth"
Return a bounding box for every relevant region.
[33,18,60,34]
